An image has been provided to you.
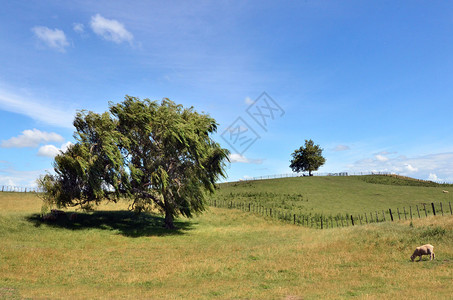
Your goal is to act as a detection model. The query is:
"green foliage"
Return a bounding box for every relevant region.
[290,139,326,175]
[38,96,229,228]
[420,226,446,238]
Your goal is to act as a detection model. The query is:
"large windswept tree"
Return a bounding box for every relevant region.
[38,96,229,228]
[290,139,325,176]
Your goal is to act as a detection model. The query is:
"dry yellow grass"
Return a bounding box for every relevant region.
[0,193,452,299]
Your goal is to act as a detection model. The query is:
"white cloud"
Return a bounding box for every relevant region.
[73,23,85,34]
[61,141,73,152]
[229,153,263,164]
[1,129,64,148]
[229,153,249,163]
[0,87,75,128]
[0,161,48,187]
[347,151,453,182]
[405,164,418,172]
[245,97,255,105]
[37,145,60,157]
[32,26,69,52]
[37,141,73,158]
[375,154,389,162]
[333,145,350,152]
[90,14,133,44]
[428,173,439,181]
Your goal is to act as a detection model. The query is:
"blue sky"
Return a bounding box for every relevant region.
[1,0,453,187]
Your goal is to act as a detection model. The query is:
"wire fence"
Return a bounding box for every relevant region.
[235,171,453,184]
[2,171,451,193]
[0,186,42,193]
[207,199,453,229]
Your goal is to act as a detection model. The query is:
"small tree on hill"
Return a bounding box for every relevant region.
[38,96,230,229]
[290,139,325,176]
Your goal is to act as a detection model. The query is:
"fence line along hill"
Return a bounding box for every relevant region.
[209,174,453,228]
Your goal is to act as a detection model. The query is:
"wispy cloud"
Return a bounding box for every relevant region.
[375,154,389,162]
[73,23,85,34]
[347,151,453,182]
[32,26,69,52]
[0,87,75,129]
[37,141,73,158]
[0,161,48,187]
[245,97,255,105]
[333,144,350,152]
[90,14,133,44]
[229,153,263,164]
[1,129,64,148]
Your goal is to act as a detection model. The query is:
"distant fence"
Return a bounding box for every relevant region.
[237,171,391,182]
[207,199,453,229]
[0,186,42,193]
[232,172,453,185]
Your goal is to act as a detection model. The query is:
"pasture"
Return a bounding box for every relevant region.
[212,176,453,219]
[0,190,452,299]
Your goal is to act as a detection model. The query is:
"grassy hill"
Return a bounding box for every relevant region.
[210,175,453,226]
[0,191,452,299]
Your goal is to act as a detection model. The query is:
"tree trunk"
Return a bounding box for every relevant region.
[164,210,175,229]
[309,170,313,176]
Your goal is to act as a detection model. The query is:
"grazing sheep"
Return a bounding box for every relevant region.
[42,213,57,221]
[442,190,449,193]
[411,244,435,262]
[51,209,66,217]
[42,209,67,222]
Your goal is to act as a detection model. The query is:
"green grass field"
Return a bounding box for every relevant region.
[0,189,452,299]
[211,176,453,222]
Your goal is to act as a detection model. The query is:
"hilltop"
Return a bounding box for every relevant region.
[212,175,453,216]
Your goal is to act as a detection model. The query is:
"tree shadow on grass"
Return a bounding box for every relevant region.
[26,210,194,237]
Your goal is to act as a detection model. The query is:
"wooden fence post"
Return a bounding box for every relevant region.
[321,217,323,229]
[365,213,368,223]
[382,210,386,221]
[417,205,420,218]
[431,203,436,216]
[376,211,379,222]
[350,215,354,226]
[293,214,296,224]
[397,208,401,220]
[450,202,452,215]
[389,209,394,221]
[403,207,407,220]
[409,206,412,220]
[341,218,344,227]
[423,204,427,217]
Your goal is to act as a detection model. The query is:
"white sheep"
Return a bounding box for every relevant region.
[410,244,435,262]
[442,190,449,193]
